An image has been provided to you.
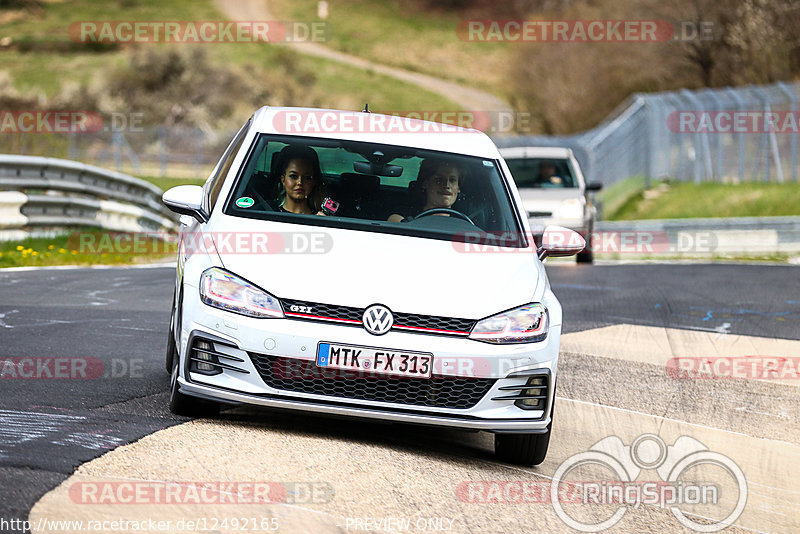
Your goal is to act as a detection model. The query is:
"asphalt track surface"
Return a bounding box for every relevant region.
[0,263,798,533]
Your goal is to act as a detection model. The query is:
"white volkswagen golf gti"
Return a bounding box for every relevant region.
[162,107,584,465]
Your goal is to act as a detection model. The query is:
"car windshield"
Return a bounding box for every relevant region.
[505,157,578,188]
[222,134,526,246]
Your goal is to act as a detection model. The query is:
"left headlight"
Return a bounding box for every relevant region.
[469,303,548,344]
[199,267,284,318]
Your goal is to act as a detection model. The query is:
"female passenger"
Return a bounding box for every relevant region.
[275,145,326,215]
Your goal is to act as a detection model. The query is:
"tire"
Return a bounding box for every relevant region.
[167,288,220,418]
[166,287,179,373]
[576,249,593,263]
[169,354,220,417]
[166,315,177,374]
[495,429,551,466]
[495,394,555,465]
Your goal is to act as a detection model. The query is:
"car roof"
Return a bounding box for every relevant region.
[499,146,573,159]
[250,106,501,159]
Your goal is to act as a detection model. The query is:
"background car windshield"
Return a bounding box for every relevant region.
[224,134,524,245]
[505,158,578,188]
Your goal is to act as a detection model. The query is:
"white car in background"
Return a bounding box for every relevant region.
[162,107,585,465]
[500,146,602,263]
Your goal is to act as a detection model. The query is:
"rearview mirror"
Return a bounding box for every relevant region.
[537,225,586,260]
[353,160,403,177]
[162,185,208,223]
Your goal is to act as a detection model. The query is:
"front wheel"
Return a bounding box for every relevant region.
[495,430,551,466]
[495,394,554,465]
[169,355,220,417]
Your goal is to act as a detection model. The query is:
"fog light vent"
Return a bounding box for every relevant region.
[491,373,549,412]
[190,339,222,376]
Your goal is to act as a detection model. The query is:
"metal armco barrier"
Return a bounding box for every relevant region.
[593,216,800,256]
[0,154,178,237]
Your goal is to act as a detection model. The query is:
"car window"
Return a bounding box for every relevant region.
[505,157,578,188]
[222,134,526,246]
[206,119,251,212]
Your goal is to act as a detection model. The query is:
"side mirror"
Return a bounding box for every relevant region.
[537,225,586,260]
[162,185,208,223]
[585,181,603,192]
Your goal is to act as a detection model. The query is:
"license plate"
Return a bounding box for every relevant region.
[316,342,433,379]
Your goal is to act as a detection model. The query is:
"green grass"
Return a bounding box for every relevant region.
[609,181,800,220]
[0,0,461,110]
[136,175,207,191]
[595,175,646,220]
[270,0,510,97]
[0,232,175,268]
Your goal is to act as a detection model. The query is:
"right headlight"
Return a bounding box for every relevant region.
[469,303,548,344]
[199,267,283,318]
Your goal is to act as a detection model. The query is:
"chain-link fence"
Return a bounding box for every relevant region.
[496,81,800,188]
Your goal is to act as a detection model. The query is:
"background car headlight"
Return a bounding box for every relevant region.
[555,198,584,220]
[469,303,548,343]
[200,267,283,318]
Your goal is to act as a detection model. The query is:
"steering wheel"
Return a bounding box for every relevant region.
[414,208,475,225]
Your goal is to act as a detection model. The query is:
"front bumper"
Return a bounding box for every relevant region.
[178,286,560,433]
[178,377,551,433]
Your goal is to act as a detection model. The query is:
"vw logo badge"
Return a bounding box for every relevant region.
[362,304,393,336]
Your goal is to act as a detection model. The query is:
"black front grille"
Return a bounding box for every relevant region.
[249,353,496,409]
[281,299,476,336]
[392,312,475,334]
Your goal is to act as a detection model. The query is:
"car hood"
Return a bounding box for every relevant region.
[206,216,545,320]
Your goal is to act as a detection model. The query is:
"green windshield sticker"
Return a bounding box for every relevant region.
[235,197,254,208]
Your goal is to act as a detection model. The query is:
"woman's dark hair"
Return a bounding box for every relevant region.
[274,145,325,212]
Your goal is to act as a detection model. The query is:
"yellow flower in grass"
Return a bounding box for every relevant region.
[31,251,38,256]
[47,245,55,250]
[71,250,78,255]
[16,245,24,251]
[58,248,67,254]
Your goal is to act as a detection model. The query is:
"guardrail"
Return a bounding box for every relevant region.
[0,154,178,238]
[593,216,800,256]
